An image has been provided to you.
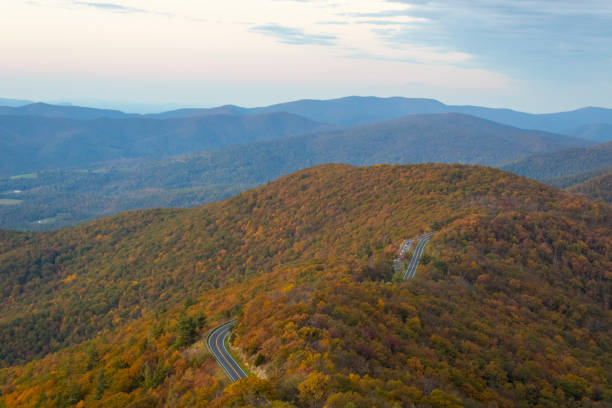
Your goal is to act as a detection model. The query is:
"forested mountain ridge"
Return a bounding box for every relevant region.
[0,113,590,230]
[0,112,328,175]
[0,163,610,407]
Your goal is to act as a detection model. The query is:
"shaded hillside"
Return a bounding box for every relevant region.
[0,164,610,407]
[0,112,328,175]
[570,123,612,143]
[0,102,132,120]
[567,169,612,203]
[0,113,589,230]
[501,142,612,184]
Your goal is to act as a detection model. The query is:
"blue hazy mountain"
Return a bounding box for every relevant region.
[0,98,33,107]
[0,112,329,175]
[0,102,134,120]
[3,97,612,136]
[249,97,612,134]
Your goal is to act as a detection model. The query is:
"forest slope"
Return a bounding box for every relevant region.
[567,169,612,203]
[0,163,610,407]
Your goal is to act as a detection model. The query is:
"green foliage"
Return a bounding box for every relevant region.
[254,354,266,367]
[175,316,198,348]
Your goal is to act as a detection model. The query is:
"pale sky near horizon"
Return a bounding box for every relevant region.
[1,0,611,113]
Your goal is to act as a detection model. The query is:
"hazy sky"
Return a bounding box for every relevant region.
[1,0,611,112]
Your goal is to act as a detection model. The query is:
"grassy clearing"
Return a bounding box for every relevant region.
[0,199,22,206]
[10,173,37,180]
[33,216,58,225]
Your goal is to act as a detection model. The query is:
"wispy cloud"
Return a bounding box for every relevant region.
[251,24,337,46]
[367,0,612,78]
[317,21,350,26]
[73,1,146,14]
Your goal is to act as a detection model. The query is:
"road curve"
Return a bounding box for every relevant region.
[207,321,248,382]
[403,232,434,280]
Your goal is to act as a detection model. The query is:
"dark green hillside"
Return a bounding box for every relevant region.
[0,163,610,407]
[0,112,328,175]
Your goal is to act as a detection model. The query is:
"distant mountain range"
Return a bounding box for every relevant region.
[0,98,33,107]
[3,96,612,138]
[0,113,593,230]
[1,95,611,230]
[0,112,329,175]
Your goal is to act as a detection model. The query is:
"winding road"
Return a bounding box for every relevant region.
[208,233,434,383]
[207,321,248,382]
[403,232,434,280]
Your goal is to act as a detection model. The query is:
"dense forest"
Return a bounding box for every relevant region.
[0,164,610,407]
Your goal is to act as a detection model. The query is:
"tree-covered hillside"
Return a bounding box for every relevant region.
[501,141,612,186]
[567,169,612,203]
[0,164,610,407]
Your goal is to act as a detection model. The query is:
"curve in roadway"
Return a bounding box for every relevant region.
[403,232,434,280]
[207,321,248,382]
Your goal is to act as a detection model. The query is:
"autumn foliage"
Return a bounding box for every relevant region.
[0,163,610,407]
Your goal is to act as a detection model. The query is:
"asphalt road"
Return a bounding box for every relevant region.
[207,321,248,382]
[403,232,434,280]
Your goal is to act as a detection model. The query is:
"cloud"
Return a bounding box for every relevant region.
[251,24,337,46]
[349,9,415,18]
[72,1,147,13]
[317,21,350,26]
[373,0,612,79]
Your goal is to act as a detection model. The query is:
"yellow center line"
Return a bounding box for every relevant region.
[215,325,242,380]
